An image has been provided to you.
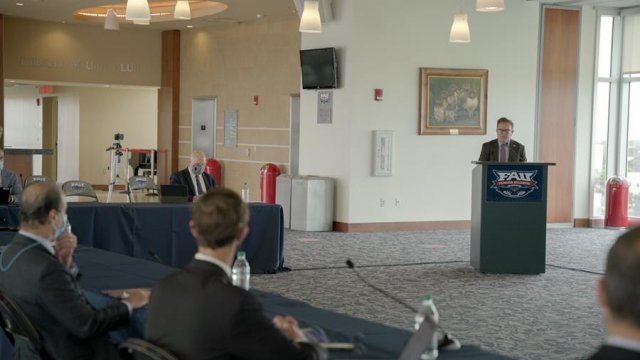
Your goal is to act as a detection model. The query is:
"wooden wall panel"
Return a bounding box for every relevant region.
[1,14,4,148]
[157,30,180,185]
[539,7,580,223]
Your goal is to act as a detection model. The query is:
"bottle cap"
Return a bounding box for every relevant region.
[237,251,246,258]
[422,294,432,302]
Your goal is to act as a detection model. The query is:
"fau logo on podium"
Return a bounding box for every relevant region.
[486,165,544,202]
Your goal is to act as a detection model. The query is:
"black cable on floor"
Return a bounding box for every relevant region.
[288,260,468,272]
[545,264,604,276]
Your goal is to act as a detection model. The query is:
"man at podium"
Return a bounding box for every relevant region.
[478,117,527,162]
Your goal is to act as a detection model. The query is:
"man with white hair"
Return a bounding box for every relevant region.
[169,149,216,201]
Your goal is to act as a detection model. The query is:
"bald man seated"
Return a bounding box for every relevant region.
[169,150,216,201]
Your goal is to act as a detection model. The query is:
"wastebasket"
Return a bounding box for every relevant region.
[605,176,629,228]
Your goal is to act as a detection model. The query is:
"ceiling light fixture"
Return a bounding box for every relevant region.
[125,0,151,21]
[476,0,504,12]
[174,0,191,19]
[104,9,120,30]
[449,13,470,43]
[299,0,321,33]
[16,2,24,6]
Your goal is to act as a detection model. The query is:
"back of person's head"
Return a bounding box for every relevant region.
[19,182,64,226]
[191,188,249,249]
[604,226,640,328]
[497,117,514,128]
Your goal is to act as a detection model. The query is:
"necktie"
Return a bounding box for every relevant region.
[195,175,204,195]
[499,143,508,162]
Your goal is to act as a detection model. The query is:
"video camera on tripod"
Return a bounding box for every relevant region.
[107,133,125,158]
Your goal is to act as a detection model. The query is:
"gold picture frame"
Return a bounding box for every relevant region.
[419,68,488,135]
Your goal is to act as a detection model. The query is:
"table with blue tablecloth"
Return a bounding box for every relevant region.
[0,202,285,274]
[0,246,513,360]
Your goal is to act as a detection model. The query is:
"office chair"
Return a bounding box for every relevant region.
[24,175,53,189]
[61,180,99,202]
[0,290,52,359]
[127,176,157,203]
[119,338,178,360]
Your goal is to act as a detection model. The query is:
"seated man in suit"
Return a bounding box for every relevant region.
[588,226,640,359]
[0,148,23,204]
[169,149,216,201]
[0,182,149,360]
[478,117,527,162]
[146,188,322,360]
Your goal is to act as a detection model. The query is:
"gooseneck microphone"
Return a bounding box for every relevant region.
[345,259,461,351]
[346,259,417,313]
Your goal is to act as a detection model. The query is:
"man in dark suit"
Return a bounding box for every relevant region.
[0,182,149,360]
[478,117,527,162]
[169,149,216,201]
[146,188,322,360]
[587,226,640,359]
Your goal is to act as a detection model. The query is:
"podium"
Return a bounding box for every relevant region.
[471,161,555,274]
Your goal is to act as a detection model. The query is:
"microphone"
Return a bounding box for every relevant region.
[345,259,461,351]
[346,259,416,313]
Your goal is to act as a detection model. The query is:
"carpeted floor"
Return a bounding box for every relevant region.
[251,227,626,360]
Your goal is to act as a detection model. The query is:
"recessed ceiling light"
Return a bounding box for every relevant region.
[256,14,263,19]
[16,2,24,6]
[186,25,193,28]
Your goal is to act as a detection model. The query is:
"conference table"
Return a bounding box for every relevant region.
[0,202,286,274]
[0,246,513,359]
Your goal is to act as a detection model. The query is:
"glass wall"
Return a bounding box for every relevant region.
[592,12,640,218]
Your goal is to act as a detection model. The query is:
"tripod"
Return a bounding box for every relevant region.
[106,141,130,203]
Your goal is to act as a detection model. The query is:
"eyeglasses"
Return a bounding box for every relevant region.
[496,129,513,134]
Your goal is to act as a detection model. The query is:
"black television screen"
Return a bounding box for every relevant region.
[300,47,338,89]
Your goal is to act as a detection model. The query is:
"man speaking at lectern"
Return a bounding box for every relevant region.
[478,117,527,162]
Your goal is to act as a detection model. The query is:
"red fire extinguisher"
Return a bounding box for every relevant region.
[205,159,223,187]
[259,163,280,203]
[605,176,629,228]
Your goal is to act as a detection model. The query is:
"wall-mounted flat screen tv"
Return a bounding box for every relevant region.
[300,47,338,89]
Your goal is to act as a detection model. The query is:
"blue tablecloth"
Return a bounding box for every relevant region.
[0,202,286,274]
[0,246,512,360]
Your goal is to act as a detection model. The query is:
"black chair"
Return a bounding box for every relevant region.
[119,338,178,360]
[0,290,51,359]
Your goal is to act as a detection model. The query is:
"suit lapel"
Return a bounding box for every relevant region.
[182,169,197,196]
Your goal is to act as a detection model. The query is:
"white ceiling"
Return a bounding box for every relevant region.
[0,0,299,31]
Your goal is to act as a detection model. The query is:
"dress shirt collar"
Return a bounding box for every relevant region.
[194,252,231,278]
[606,336,640,353]
[18,230,55,255]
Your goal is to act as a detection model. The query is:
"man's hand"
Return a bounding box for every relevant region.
[123,290,150,309]
[273,315,307,342]
[54,231,77,269]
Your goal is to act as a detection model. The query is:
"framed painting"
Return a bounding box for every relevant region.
[419,68,488,135]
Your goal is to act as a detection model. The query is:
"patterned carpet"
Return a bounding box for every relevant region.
[251,227,626,360]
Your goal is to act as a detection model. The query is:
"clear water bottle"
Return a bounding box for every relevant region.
[241,182,250,202]
[414,294,439,360]
[231,251,250,290]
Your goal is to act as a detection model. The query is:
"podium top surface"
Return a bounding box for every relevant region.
[471,161,556,166]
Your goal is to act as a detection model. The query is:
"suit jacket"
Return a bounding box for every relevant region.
[478,139,527,162]
[0,234,130,360]
[1,168,22,204]
[169,168,216,201]
[587,344,640,359]
[146,259,320,360]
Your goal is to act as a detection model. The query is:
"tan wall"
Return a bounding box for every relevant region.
[78,87,158,184]
[4,17,161,87]
[180,17,300,199]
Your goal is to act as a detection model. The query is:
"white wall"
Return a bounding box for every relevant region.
[300,0,541,223]
[3,85,157,185]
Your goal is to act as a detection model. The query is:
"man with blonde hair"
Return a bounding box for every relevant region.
[588,226,640,359]
[146,188,322,359]
[169,149,216,201]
